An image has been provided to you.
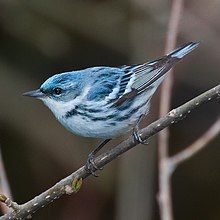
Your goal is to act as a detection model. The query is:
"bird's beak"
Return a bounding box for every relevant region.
[23,89,46,98]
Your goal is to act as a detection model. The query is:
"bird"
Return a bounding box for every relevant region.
[23,41,199,176]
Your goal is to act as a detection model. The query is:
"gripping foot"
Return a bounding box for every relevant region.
[84,139,111,177]
[133,130,148,145]
[85,153,100,177]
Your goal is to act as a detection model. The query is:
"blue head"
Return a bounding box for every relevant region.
[24,71,86,100]
[23,70,90,118]
[40,72,85,101]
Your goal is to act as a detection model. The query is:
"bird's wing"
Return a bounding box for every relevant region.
[86,67,122,101]
[114,42,199,106]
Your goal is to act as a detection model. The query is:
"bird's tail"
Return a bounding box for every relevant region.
[130,41,200,95]
[168,41,200,59]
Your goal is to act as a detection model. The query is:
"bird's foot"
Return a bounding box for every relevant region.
[85,153,102,177]
[133,130,148,145]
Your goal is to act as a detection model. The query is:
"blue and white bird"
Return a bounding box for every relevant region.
[24,42,199,175]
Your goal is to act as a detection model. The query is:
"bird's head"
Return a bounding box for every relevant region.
[23,71,85,116]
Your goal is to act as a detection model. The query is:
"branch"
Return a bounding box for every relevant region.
[169,118,220,170]
[158,1,184,219]
[159,0,183,150]
[0,84,219,220]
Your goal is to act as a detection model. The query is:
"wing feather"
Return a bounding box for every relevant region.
[114,42,199,106]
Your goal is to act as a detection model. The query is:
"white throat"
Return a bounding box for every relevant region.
[41,86,91,120]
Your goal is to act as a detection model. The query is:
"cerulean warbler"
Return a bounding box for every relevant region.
[24,42,199,175]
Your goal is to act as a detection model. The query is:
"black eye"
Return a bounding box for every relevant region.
[40,88,45,93]
[54,87,62,95]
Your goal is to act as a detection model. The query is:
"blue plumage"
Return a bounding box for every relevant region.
[24,42,199,139]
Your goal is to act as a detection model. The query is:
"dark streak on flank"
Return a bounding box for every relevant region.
[65,109,78,118]
[90,113,117,122]
[115,101,146,121]
[109,122,116,126]
[78,104,103,113]
[65,105,117,121]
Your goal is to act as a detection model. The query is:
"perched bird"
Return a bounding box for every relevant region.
[23,42,199,175]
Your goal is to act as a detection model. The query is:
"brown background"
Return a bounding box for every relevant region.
[0,1,220,219]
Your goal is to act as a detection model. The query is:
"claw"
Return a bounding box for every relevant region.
[132,114,148,145]
[85,153,102,177]
[84,139,110,176]
[133,131,148,145]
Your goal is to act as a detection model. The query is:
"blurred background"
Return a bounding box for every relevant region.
[0,0,219,219]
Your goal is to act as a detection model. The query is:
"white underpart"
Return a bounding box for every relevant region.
[67,85,155,138]
[62,100,118,138]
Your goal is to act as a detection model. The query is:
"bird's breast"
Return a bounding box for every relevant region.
[58,98,150,138]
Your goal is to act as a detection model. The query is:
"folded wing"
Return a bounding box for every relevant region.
[114,42,199,106]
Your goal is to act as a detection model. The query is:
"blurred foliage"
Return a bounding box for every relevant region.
[0,0,219,219]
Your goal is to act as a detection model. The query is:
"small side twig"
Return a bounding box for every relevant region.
[0,195,20,212]
[169,118,220,171]
[158,117,220,220]
[158,1,184,220]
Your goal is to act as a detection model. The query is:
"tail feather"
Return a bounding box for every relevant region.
[133,42,200,93]
[169,41,200,59]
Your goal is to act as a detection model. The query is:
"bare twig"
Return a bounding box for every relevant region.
[159,0,183,141]
[158,114,219,220]
[169,118,220,171]
[158,1,184,220]
[0,146,13,214]
[0,84,219,220]
[0,195,20,211]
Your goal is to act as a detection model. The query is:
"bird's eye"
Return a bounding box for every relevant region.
[40,88,45,93]
[54,87,62,95]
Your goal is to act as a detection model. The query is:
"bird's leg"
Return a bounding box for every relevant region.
[85,138,111,177]
[132,114,149,145]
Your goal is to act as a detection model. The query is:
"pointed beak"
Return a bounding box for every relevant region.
[23,89,46,98]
